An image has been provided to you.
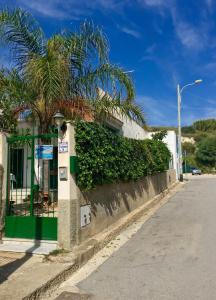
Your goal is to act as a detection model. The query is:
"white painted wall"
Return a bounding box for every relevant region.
[119,115,149,140]
[148,130,178,179]
[97,88,149,140]
[163,131,178,179]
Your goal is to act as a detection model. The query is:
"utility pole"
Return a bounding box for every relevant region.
[177,84,183,182]
[176,79,202,182]
[184,150,187,174]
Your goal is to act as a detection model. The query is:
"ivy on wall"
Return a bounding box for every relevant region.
[75,121,171,190]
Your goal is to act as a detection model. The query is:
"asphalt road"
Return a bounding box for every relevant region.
[54,176,216,300]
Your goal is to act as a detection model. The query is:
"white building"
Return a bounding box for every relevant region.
[97,88,149,140]
[147,130,179,179]
[103,113,149,140]
[163,131,179,179]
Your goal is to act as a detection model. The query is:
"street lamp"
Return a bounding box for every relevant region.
[53,111,64,134]
[177,79,202,182]
[123,70,135,74]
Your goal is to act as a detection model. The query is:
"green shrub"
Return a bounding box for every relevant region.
[196,136,216,167]
[75,121,171,190]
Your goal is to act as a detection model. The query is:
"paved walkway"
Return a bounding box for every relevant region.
[51,176,216,300]
[0,251,71,300]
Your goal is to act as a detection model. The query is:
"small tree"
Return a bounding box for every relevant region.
[152,130,167,141]
[196,137,216,168]
[182,142,195,155]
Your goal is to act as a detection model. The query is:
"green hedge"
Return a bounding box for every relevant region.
[75,121,171,190]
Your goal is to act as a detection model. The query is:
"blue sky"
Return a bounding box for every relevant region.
[0,0,216,126]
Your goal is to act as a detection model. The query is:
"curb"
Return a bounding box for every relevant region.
[23,181,182,300]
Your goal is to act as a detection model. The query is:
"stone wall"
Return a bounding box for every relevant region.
[79,169,176,242]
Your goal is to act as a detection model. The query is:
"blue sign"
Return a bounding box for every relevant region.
[35,145,53,160]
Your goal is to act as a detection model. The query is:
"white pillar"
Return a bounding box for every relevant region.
[58,122,80,250]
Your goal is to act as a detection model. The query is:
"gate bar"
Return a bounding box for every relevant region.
[30,137,35,216]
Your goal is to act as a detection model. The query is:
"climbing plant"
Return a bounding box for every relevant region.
[75,121,171,190]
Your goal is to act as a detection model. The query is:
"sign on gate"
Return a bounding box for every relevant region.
[35,145,53,160]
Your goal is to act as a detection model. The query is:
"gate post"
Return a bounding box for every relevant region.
[0,133,7,239]
[58,122,80,250]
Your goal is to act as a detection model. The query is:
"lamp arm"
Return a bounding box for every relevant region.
[180,82,195,94]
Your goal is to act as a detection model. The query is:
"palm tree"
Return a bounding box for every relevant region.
[0,8,145,133]
[0,68,34,132]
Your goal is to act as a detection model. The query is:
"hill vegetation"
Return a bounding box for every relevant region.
[150,119,216,173]
[182,119,216,172]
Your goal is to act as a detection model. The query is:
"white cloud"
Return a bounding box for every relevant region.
[204,107,216,119]
[19,0,127,19]
[206,0,213,9]
[138,0,174,8]
[137,93,208,126]
[17,0,213,54]
[174,21,205,50]
[138,1,211,52]
[145,43,157,54]
[207,99,216,105]
[136,95,176,126]
[203,62,216,71]
[20,1,73,19]
[140,0,164,6]
[117,25,142,39]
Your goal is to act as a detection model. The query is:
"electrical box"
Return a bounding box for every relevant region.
[70,156,79,174]
[59,167,68,181]
[80,205,91,227]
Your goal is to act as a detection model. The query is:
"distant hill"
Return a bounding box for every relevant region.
[149,119,216,141]
[181,119,216,143]
[150,119,216,173]
[182,119,216,134]
[148,126,177,132]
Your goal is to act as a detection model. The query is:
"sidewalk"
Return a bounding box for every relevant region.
[0,251,73,300]
[0,182,180,300]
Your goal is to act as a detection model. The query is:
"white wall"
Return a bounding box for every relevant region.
[119,115,149,140]
[163,131,178,179]
[96,88,149,140]
[148,130,178,179]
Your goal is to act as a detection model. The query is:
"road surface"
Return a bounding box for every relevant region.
[52,176,216,300]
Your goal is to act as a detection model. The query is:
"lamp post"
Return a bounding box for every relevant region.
[177,79,202,182]
[123,70,135,74]
[53,111,64,134]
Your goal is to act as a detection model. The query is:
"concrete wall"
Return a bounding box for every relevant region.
[79,169,176,242]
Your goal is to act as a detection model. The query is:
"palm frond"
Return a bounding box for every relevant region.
[0,67,34,106]
[26,52,70,104]
[0,8,44,69]
[76,63,135,101]
[79,21,109,63]
[120,100,146,125]
[0,9,145,132]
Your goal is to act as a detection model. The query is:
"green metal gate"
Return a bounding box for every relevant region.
[5,133,58,240]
